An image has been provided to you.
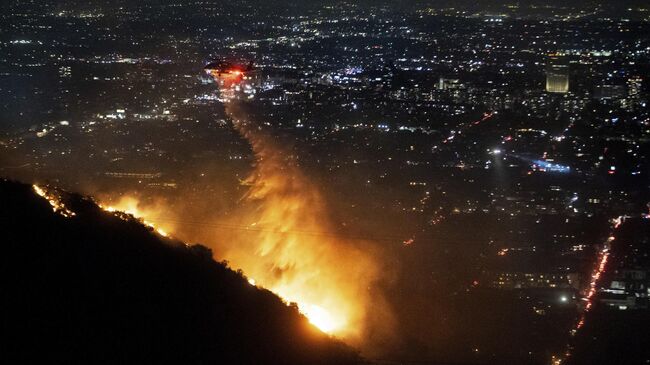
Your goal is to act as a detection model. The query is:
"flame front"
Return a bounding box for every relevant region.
[95,77,391,345]
[97,140,381,338]
[218,101,382,339]
[33,184,76,218]
[99,196,173,238]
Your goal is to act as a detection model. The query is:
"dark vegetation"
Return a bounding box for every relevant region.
[0,179,360,365]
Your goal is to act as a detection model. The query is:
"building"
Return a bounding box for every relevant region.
[600,268,649,310]
[491,272,570,289]
[594,83,626,101]
[546,57,569,94]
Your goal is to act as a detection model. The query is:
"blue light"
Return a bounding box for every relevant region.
[532,160,571,173]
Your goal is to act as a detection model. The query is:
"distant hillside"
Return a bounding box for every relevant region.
[0,179,360,365]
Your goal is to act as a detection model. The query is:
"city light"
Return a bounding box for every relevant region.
[3,2,649,364]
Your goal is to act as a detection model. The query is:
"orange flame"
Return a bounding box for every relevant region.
[98,196,174,238]
[216,101,386,340]
[96,77,393,348]
[97,126,386,339]
[33,184,76,218]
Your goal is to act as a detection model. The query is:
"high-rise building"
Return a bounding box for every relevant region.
[546,57,569,94]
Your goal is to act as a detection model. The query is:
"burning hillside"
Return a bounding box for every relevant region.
[0,179,361,364]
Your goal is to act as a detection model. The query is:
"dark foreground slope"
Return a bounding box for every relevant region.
[0,179,359,365]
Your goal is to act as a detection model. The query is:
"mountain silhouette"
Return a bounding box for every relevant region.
[0,179,360,365]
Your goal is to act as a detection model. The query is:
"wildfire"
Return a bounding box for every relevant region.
[96,188,366,335]
[97,188,376,336]
[214,101,387,339]
[302,304,340,334]
[97,195,353,334]
[90,71,390,342]
[98,196,172,238]
[33,184,76,218]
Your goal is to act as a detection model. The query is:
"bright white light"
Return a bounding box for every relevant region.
[303,304,337,333]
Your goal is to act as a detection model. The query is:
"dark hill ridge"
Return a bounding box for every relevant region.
[0,179,360,365]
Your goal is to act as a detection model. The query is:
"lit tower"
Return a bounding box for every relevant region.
[546,56,569,94]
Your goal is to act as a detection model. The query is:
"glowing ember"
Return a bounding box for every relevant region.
[98,197,173,238]
[32,184,76,218]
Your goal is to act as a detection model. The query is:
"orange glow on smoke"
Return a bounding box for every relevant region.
[193,71,388,338]
[99,196,173,238]
[216,103,382,338]
[97,140,382,337]
[95,74,390,342]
